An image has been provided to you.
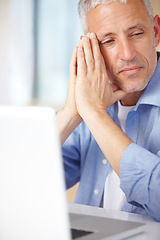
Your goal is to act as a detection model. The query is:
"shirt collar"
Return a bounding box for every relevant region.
[109,53,160,114]
[136,54,160,108]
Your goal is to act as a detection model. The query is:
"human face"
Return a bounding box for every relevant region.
[87,0,159,96]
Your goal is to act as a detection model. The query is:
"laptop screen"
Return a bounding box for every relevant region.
[0,106,71,240]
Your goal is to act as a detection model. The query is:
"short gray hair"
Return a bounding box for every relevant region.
[78,0,154,34]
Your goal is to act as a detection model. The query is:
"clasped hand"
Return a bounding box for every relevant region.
[66,32,126,121]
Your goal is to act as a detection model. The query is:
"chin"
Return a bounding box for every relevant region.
[114,75,150,93]
[121,82,148,93]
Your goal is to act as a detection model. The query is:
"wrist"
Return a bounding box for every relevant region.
[56,107,82,145]
[79,104,107,123]
[62,106,82,125]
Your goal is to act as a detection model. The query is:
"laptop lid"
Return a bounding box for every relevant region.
[0,106,71,240]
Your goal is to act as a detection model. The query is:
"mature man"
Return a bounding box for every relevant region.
[56,0,160,221]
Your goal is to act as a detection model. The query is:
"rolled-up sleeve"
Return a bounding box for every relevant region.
[120,143,160,221]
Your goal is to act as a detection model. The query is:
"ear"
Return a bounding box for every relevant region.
[153,15,160,47]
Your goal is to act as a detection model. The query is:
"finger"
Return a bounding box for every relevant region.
[110,83,127,103]
[69,47,78,76]
[114,90,127,103]
[81,36,94,72]
[77,44,87,76]
[80,33,90,40]
[90,32,103,68]
[110,83,120,92]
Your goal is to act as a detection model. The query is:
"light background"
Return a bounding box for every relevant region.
[0,0,160,202]
[0,0,159,109]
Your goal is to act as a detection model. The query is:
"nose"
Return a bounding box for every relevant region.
[118,37,136,62]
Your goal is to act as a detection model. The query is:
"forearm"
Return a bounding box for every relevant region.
[120,143,160,221]
[56,108,82,145]
[82,108,132,176]
[74,34,130,175]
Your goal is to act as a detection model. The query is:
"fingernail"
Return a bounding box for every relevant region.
[85,37,89,42]
[91,33,96,38]
[78,46,83,51]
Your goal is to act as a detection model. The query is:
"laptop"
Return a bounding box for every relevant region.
[0,106,71,240]
[0,106,145,240]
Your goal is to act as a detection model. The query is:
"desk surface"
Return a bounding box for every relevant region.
[68,203,160,240]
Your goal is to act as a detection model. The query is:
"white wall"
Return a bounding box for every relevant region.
[9,0,34,105]
[0,0,9,104]
[0,0,34,105]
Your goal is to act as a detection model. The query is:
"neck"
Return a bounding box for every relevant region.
[120,90,144,106]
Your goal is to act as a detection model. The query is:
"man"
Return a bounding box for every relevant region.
[56,0,160,221]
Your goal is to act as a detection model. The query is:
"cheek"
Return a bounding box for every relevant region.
[100,37,157,81]
[141,38,157,74]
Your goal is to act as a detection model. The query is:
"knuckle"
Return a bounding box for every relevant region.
[96,55,104,67]
[95,51,102,61]
[88,57,94,65]
[95,58,102,68]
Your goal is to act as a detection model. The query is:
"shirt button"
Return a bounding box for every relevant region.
[94,189,99,195]
[102,159,107,165]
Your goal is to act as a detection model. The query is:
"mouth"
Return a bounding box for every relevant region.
[119,66,143,76]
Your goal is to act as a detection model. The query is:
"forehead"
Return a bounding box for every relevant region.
[87,0,152,40]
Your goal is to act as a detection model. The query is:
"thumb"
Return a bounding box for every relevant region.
[110,83,127,103]
[114,89,127,103]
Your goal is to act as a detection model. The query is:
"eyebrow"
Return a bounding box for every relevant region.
[127,23,145,31]
[99,32,114,42]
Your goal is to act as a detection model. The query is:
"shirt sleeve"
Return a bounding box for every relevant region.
[120,143,160,221]
[62,127,81,189]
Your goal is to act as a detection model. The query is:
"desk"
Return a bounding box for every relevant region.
[68,203,160,240]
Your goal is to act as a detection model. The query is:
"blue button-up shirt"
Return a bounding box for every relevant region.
[62,56,160,221]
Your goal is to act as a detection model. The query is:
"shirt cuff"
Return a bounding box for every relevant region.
[120,143,160,204]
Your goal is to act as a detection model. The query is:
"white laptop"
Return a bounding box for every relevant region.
[0,106,145,240]
[0,106,70,240]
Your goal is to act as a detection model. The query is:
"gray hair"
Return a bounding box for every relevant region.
[78,0,154,34]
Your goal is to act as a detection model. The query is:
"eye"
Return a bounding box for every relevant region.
[130,31,144,39]
[100,38,115,47]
